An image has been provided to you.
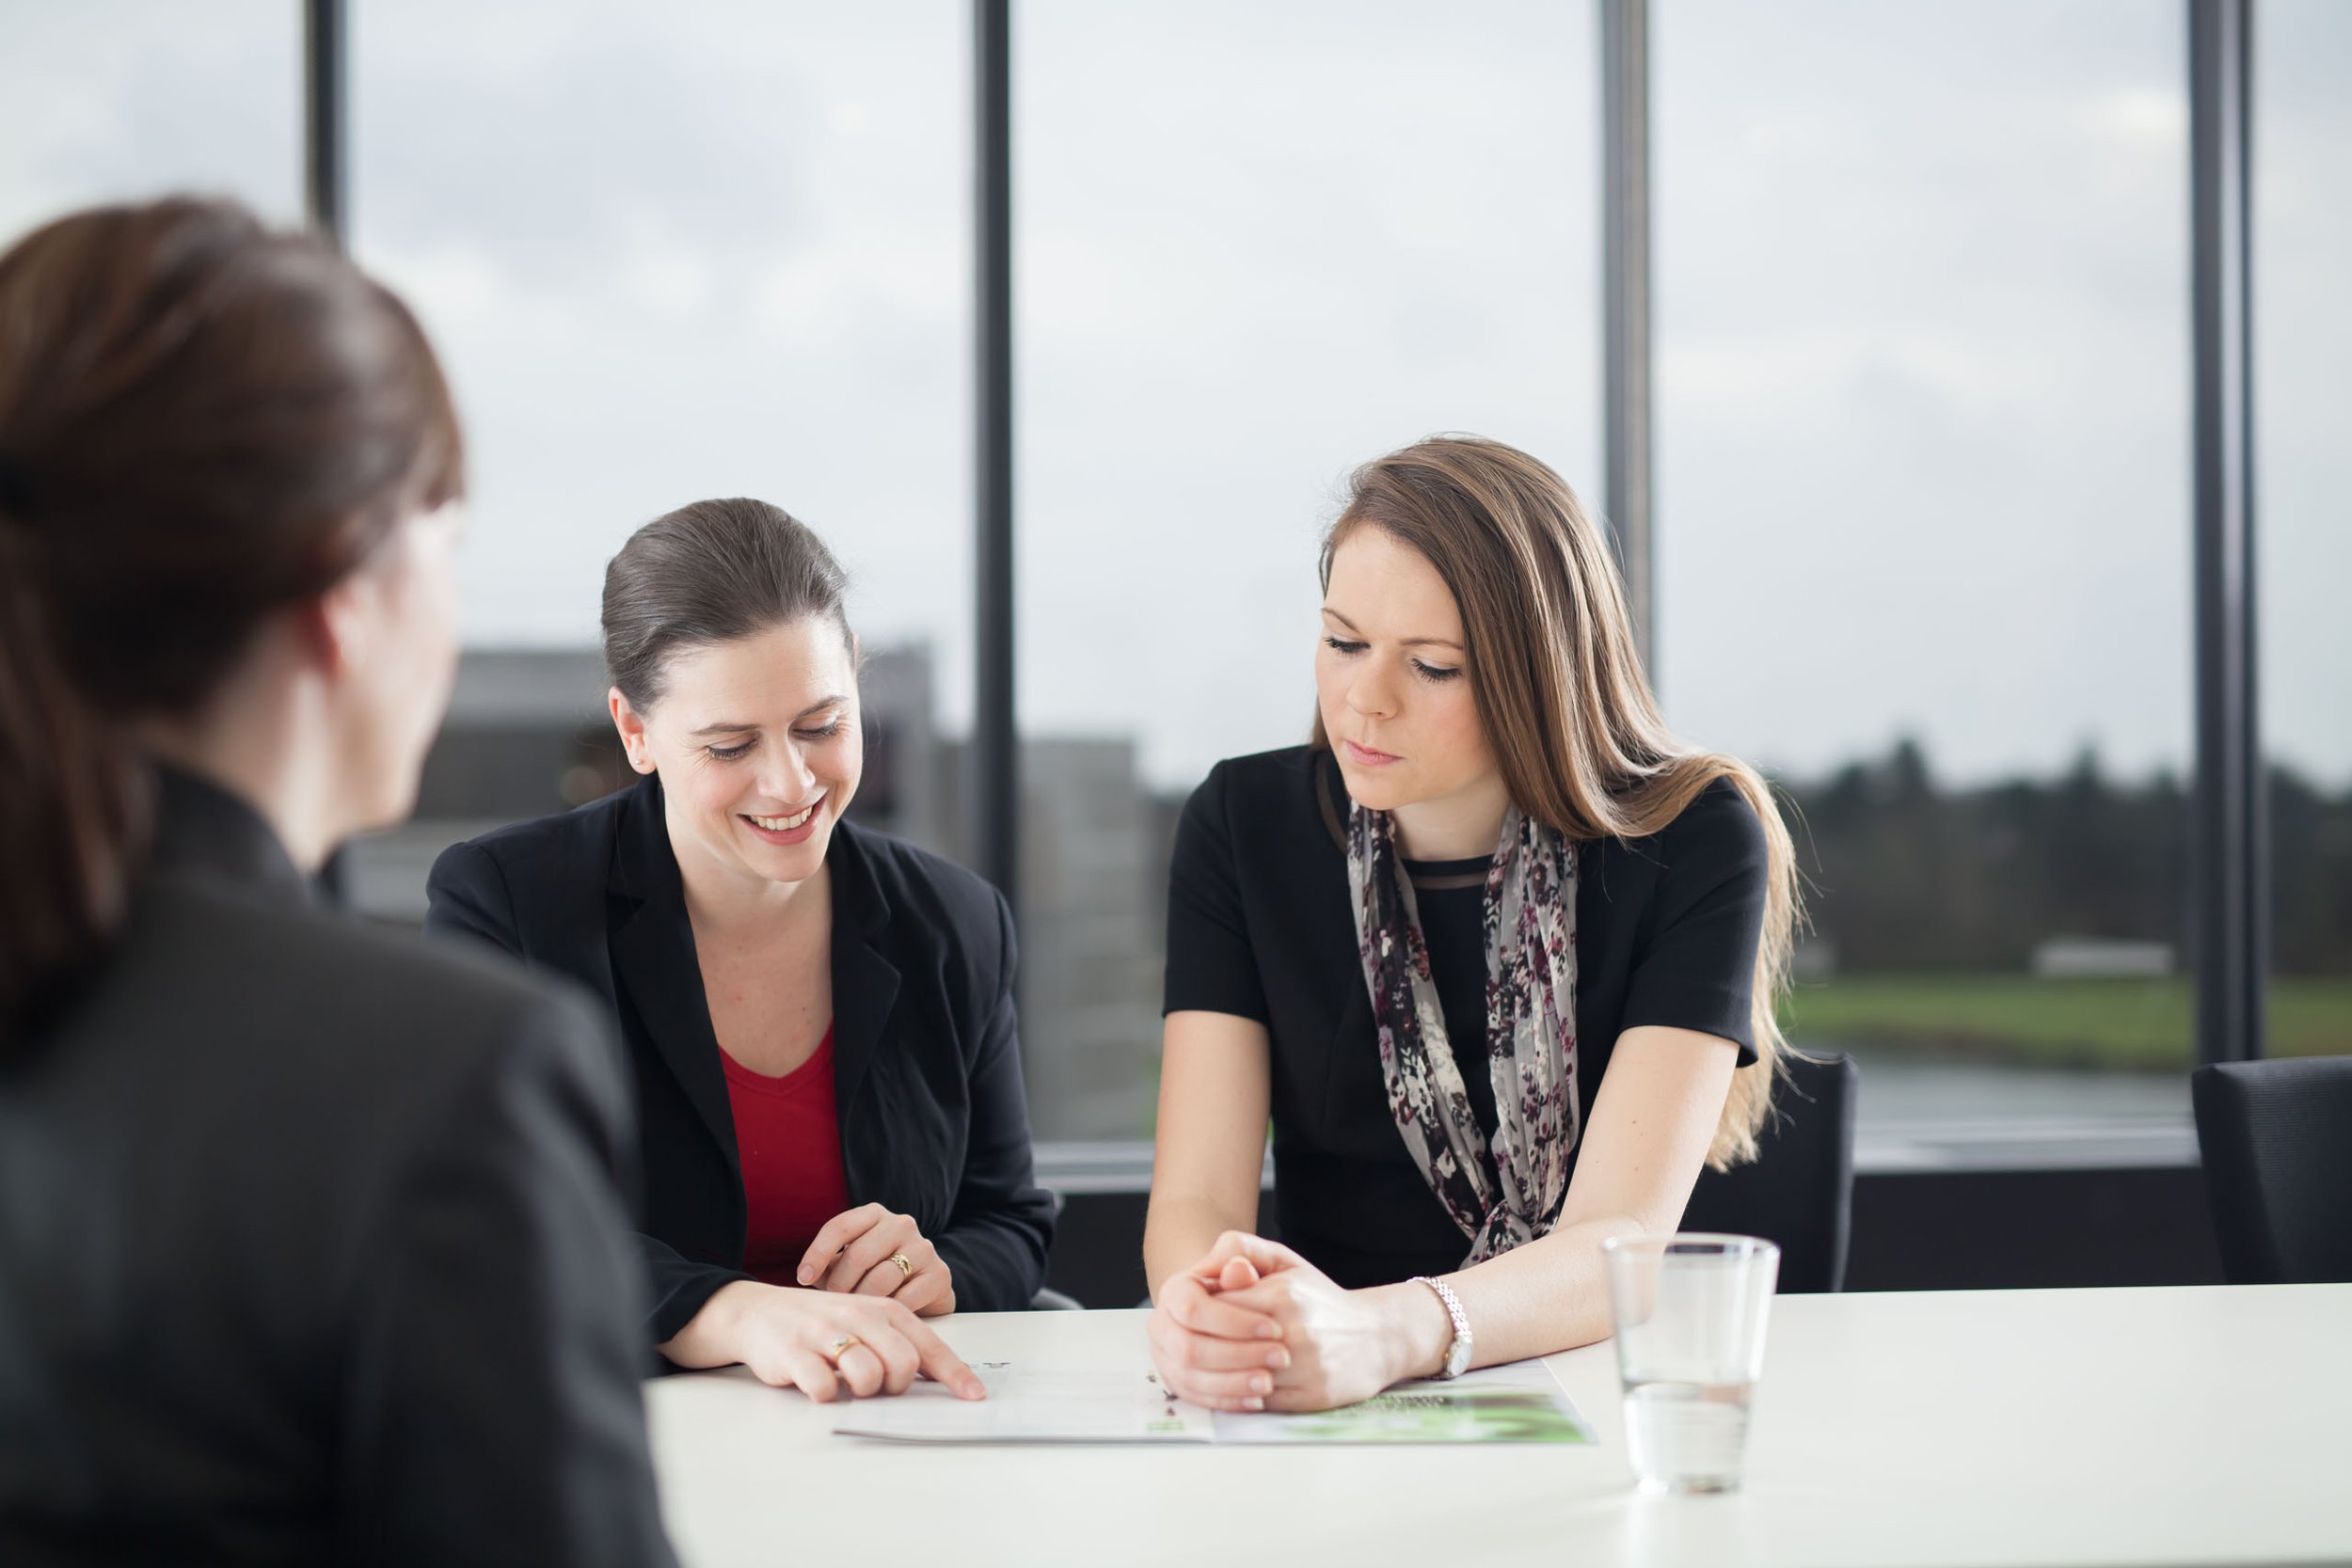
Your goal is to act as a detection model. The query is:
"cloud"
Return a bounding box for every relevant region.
[3,0,2344,788]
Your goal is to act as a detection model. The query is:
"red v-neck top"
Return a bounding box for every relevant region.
[720,1025,851,1287]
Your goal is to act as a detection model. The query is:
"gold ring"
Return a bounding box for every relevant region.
[825,1334,861,1364]
[890,1252,914,1280]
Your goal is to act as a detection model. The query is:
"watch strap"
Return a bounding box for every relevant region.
[1410,1275,1473,1379]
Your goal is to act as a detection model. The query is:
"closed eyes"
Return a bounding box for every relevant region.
[1322,635,1460,684]
[703,721,845,763]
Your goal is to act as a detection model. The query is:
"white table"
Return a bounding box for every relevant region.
[646,1285,2352,1568]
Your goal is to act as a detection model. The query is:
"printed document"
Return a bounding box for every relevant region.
[831,1360,1592,1446]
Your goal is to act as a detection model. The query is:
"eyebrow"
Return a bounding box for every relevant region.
[689,696,848,736]
[1321,606,1464,652]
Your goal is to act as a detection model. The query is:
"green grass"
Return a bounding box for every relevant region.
[1781,974,2352,1071]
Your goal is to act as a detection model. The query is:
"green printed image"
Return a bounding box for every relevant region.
[1229,1385,1593,1445]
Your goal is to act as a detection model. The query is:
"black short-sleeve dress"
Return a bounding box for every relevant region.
[1163,745,1768,1289]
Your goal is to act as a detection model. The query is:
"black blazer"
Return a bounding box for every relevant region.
[0,769,674,1568]
[424,775,1054,1341]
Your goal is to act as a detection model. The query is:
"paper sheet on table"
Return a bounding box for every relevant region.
[831,1359,1590,1446]
[830,1362,1215,1444]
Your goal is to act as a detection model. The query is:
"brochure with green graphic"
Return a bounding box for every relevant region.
[832,1360,1591,1446]
[1213,1364,1593,1445]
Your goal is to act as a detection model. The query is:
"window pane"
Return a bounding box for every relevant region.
[1654,0,2193,1131]
[2258,2,2352,1058]
[1016,1,1602,1140]
[0,1,299,238]
[348,1,970,917]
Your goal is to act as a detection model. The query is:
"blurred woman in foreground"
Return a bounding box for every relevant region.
[0,198,675,1566]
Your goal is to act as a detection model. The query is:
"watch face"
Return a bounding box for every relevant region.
[1445,1338,1472,1379]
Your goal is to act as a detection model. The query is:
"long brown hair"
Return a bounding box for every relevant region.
[1311,435,1801,1166]
[0,197,465,1048]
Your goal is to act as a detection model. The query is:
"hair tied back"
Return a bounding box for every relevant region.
[0,445,34,520]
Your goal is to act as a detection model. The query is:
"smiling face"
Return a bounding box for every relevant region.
[610,616,862,896]
[1314,525,1503,828]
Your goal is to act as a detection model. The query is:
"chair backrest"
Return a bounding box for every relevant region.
[2191,1056,2352,1285]
[1679,1052,1858,1293]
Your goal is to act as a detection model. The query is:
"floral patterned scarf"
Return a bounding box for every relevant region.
[1344,800,1581,1267]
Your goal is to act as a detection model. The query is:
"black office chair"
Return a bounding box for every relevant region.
[1031,1187,1085,1308]
[1679,1051,1857,1293]
[2191,1056,2352,1285]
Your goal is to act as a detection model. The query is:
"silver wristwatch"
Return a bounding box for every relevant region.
[1410,1275,1473,1379]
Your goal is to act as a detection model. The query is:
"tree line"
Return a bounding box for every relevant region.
[1775,739,2352,977]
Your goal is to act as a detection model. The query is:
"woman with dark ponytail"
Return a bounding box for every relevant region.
[0,199,675,1566]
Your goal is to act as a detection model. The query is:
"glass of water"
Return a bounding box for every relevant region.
[1600,1232,1780,1495]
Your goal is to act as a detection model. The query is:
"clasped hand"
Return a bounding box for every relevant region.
[1146,1231,1422,1413]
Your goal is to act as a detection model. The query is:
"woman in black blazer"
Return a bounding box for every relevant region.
[0,198,673,1565]
[427,499,1050,1404]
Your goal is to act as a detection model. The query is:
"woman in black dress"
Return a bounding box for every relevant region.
[1144,436,1801,1413]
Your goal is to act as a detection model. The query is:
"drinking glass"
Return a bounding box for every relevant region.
[1600,1232,1780,1494]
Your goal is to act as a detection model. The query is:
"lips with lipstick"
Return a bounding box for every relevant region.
[1342,739,1402,768]
[741,794,827,845]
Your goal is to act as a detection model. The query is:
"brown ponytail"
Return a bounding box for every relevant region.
[601,498,853,712]
[0,509,146,1034]
[0,198,464,1048]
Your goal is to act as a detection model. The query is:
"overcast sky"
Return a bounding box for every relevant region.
[2,0,2344,790]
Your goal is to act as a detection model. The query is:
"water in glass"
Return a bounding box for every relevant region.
[1601,1233,1778,1495]
[1622,1377,1755,1494]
